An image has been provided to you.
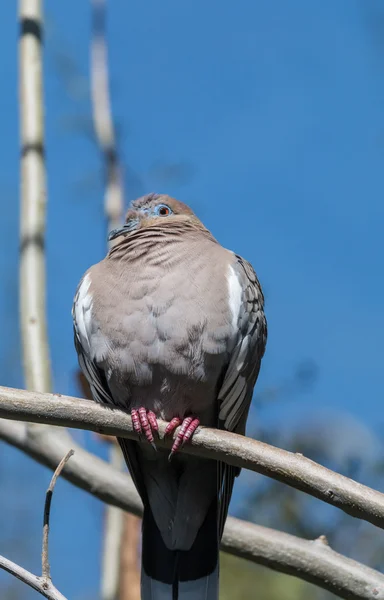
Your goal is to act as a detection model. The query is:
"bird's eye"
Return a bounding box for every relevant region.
[155,204,172,217]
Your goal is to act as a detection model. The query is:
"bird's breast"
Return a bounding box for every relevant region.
[89,241,240,417]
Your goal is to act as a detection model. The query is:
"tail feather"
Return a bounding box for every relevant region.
[141,501,219,599]
[141,565,219,600]
[174,565,219,600]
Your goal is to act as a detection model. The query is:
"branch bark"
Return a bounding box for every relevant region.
[119,514,141,600]
[0,451,73,600]
[90,0,128,592]
[1,385,383,529]
[224,519,384,600]
[42,450,74,580]
[100,442,125,600]
[90,0,124,234]
[19,0,52,392]
[0,556,67,600]
[0,415,383,600]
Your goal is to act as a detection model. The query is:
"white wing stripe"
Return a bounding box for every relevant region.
[227,264,242,334]
[73,273,93,353]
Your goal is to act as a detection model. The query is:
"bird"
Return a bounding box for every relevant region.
[72,193,267,600]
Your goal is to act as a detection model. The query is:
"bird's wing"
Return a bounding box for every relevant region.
[72,274,113,407]
[216,254,267,535]
[72,273,148,503]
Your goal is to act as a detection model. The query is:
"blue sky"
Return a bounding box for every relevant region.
[0,1,384,598]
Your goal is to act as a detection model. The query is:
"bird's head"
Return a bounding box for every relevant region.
[108,193,198,242]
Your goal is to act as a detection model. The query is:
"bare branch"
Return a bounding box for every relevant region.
[42,449,74,580]
[0,419,143,515]
[119,514,141,600]
[90,0,127,593]
[90,0,124,233]
[16,5,62,592]
[100,443,125,600]
[1,385,384,529]
[0,556,67,600]
[0,451,74,600]
[0,416,383,600]
[19,0,52,392]
[224,519,384,600]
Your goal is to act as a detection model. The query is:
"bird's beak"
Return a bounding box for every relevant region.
[108,219,139,241]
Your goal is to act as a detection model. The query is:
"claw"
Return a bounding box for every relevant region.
[182,418,200,445]
[147,411,159,434]
[165,417,182,435]
[138,407,154,445]
[168,416,200,461]
[131,408,142,435]
[131,408,158,450]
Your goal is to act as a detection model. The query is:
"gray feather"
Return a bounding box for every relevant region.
[218,255,267,433]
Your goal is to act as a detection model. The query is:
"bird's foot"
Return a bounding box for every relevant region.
[131,408,159,450]
[165,416,200,460]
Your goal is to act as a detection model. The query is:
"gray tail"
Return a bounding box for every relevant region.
[141,500,219,600]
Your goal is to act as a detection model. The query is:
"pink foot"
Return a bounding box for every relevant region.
[131,408,159,450]
[165,416,200,460]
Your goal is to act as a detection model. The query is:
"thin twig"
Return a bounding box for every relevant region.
[0,417,383,600]
[19,0,52,392]
[0,451,74,600]
[42,449,75,580]
[1,386,383,529]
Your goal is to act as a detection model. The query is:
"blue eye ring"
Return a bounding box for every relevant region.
[154,204,172,217]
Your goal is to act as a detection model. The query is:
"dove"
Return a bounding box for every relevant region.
[73,193,267,599]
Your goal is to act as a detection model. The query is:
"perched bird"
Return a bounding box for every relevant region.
[72,193,267,600]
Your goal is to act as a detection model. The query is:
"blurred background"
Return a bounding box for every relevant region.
[1,1,384,598]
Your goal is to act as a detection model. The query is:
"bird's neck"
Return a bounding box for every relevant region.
[107,220,217,264]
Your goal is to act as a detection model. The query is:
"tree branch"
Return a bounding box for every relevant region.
[224,519,384,600]
[0,556,67,600]
[90,0,128,591]
[19,0,52,392]
[1,385,383,529]
[0,419,143,516]
[0,415,383,600]
[42,450,74,580]
[119,514,141,600]
[90,1,128,588]
[90,0,124,234]
[0,451,74,600]
[100,442,125,600]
